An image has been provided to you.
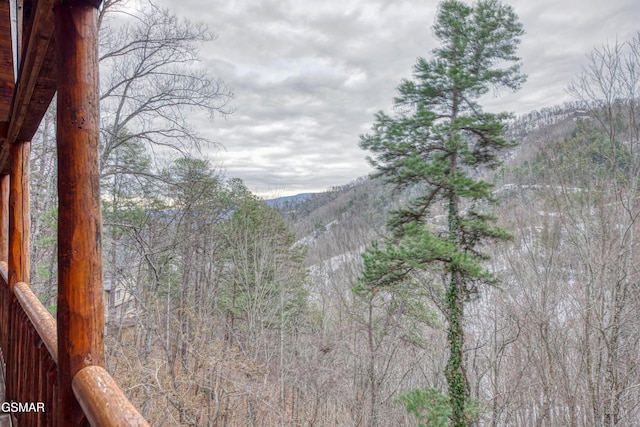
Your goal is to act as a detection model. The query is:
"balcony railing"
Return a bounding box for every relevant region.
[0,262,149,426]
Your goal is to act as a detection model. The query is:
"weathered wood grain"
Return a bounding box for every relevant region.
[55,2,104,425]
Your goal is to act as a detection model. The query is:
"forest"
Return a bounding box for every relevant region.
[25,0,640,426]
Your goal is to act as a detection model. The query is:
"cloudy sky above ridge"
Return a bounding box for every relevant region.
[151,0,640,197]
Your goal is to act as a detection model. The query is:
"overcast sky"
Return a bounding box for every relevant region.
[152,0,640,197]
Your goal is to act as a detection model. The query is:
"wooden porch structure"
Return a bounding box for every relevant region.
[0,0,149,425]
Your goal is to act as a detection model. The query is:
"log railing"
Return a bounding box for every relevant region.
[0,0,150,424]
[6,275,57,426]
[0,262,149,426]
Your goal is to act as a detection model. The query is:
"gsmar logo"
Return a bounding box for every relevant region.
[1,401,45,413]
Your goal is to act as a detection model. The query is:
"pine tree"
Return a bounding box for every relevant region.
[359,1,525,425]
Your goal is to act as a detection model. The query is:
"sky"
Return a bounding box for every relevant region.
[149,0,640,197]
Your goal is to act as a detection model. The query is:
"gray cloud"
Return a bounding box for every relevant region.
[153,0,640,196]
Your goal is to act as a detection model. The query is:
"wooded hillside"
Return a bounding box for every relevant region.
[24,0,640,425]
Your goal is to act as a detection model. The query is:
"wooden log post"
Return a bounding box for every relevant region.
[0,174,8,264]
[0,174,8,365]
[8,141,30,292]
[6,141,30,403]
[54,1,104,425]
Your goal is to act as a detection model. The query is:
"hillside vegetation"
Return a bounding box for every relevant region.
[279,96,640,426]
[24,0,640,425]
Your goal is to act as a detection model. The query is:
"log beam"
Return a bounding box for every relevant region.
[0,0,57,174]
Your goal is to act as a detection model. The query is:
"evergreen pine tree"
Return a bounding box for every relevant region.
[359,1,525,425]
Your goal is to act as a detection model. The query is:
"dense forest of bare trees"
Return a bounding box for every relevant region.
[24,0,640,425]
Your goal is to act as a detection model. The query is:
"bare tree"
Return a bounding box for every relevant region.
[567,34,640,426]
[98,0,233,179]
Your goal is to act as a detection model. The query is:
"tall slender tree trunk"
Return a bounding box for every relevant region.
[445,98,469,427]
[446,201,468,427]
[367,295,379,427]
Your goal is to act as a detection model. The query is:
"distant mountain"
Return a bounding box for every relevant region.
[282,102,586,290]
[264,193,317,208]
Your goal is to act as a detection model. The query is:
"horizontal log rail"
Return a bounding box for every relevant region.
[73,366,150,427]
[0,263,149,426]
[13,281,57,363]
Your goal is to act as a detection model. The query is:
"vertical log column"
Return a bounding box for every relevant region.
[8,141,30,291]
[0,173,9,381]
[0,174,8,265]
[6,141,29,403]
[54,2,104,426]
